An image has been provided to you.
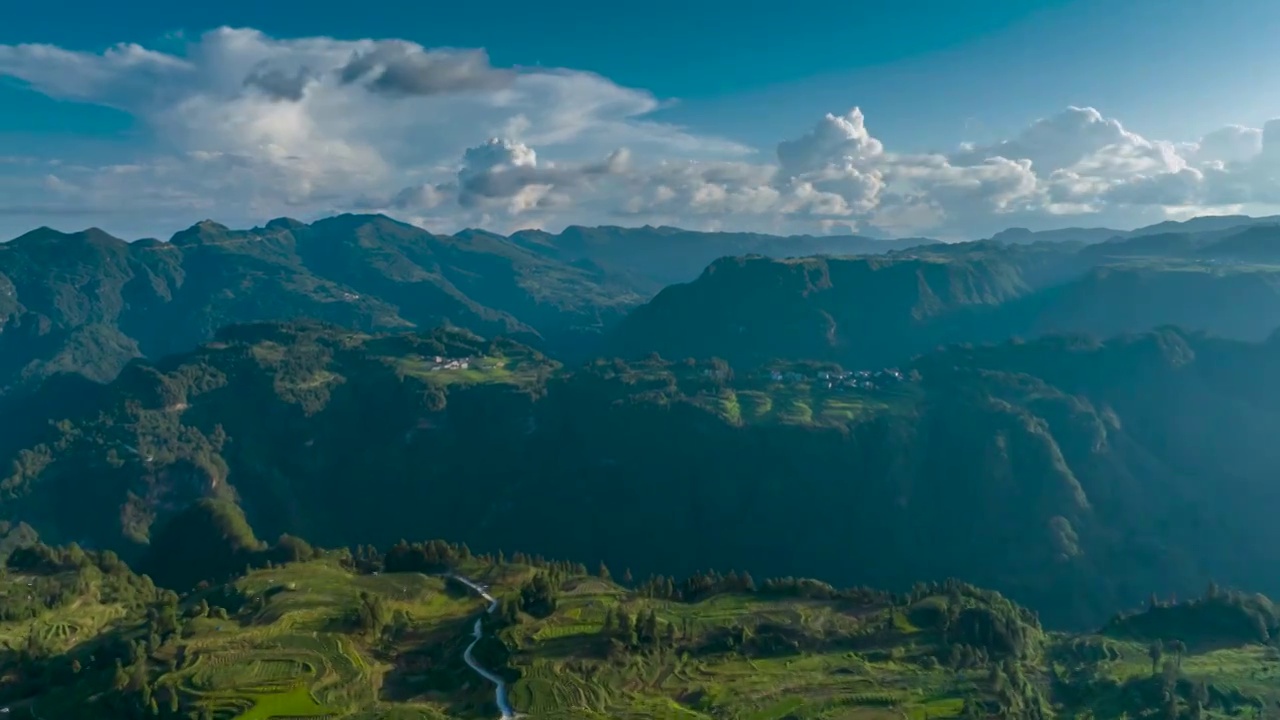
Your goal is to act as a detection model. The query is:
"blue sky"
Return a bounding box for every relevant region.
[2,0,1279,239]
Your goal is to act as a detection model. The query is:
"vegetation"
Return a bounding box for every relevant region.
[7,213,1280,397]
[8,321,1280,628]
[8,214,1280,716]
[7,321,1280,629]
[608,240,1280,370]
[0,215,642,394]
[0,533,1277,720]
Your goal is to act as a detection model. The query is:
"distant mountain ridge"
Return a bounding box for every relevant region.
[982,213,1280,245]
[609,223,1280,368]
[5,211,1280,395]
[0,214,644,393]
[0,215,952,394]
[504,224,939,287]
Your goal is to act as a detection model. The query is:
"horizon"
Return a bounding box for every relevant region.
[4,0,1280,241]
[3,209,1274,246]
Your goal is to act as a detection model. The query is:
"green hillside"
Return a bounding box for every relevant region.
[7,215,1280,399]
[6,322,1280,630]
[0,216,640,394]
[1,537,1277,720]
[607,241,1280,370]
[0,218,939,396]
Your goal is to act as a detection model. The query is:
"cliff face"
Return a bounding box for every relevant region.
[608,247,1280,369]
[6,323,1280,627]
[608,253,1037,368]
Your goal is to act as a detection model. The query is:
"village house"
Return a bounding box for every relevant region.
[761,366,914,389]
[427,355,473,371]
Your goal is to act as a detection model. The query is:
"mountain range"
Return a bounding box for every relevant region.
[0,215,948,395]
[5,212,1280,398]
[6,213,1280,621]
[610,229,1280,368]
[7,211,1280,717]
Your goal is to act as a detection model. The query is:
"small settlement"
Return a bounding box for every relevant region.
[426,355,473,371]
[767,367,908,391]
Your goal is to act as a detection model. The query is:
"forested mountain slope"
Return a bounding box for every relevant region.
[0,215,640,393]
[610,234,1280,368]
[5,214,1280,394]
[6,322,1280,628]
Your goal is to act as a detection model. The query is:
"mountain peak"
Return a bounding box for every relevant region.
[264,217,307,232]
[8,226,68,244]
[170,219,233,246]
[7,226,125,247]
[991,227,1034,240]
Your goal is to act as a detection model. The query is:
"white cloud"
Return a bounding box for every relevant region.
[1189,125,1263,166]
[2,28,1280,240]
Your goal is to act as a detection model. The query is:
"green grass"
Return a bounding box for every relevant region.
[146,559,486,720]
[395,354,541,388]
[7,558,1280,720]
[495,579,980,720]
[0,576,129,654]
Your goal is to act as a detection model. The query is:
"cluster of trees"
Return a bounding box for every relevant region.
[517,574,558,618]
[605,565,891,606]
[945,604,1040,659]
[1048,585,1280,719]
[600,606,676,650]
[982,658,1052,720]
[380,539,472,574]
[100,587,248,719]
[495,573,562,624]
[140,500,320,591]
[1061,645,1219,720]
[361,541,594,579]
[3,543,159,618]
[1107,583,1280,647]
[0,571,202,718]
[354,590,392,637]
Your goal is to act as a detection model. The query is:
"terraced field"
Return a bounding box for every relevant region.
[690,382,919,428]
[4,554,1279,719]
[496,580,985,719]
[0,558,492,720]
[160,563,488,720]
[483,572,1280,720]
[0,571,130,648]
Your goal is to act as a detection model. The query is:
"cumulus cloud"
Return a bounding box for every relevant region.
[1190,125,1263,165]
[776,108,884,174]
[337,45,513,97]
[2,28,1280,240]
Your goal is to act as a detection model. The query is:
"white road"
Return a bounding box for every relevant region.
[446,574,516,719]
